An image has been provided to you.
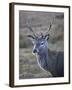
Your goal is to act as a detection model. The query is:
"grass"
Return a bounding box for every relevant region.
[19,11,64,79]
[19,48,52,79]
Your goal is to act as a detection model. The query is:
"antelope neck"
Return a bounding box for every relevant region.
[37,49,49,70]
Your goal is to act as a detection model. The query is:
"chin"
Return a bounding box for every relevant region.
[32,52,36,55]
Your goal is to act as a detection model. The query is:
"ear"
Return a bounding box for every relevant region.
[27,35,35,39]
[45,34,49,40]
[27,35,35,44]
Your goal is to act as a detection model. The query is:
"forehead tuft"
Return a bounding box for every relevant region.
[36,37,45,42]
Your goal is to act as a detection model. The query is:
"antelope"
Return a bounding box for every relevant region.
[27,21,64,77]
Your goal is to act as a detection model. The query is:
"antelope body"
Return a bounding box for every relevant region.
[27,21,64,77]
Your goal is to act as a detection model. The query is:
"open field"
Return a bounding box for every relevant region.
[19,11,64,79]
[19,48,52,79]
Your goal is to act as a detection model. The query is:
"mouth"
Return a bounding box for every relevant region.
[32,51,37,55]
[32,51,40,55]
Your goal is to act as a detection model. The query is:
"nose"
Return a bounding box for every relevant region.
[33,49,37,53]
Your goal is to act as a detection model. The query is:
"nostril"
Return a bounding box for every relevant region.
[33,49,37,53]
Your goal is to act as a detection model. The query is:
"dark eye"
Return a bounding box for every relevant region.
[41,42,44,45]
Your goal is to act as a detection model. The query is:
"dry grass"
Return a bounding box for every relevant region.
[19,48,52,79]
[19,11,64,79]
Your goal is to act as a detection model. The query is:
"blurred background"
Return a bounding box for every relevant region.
[19,10,64,79]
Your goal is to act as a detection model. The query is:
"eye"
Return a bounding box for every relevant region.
[41,42,44,45]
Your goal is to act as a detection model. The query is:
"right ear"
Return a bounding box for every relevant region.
[27,35,35,39]
[27,35,35,44]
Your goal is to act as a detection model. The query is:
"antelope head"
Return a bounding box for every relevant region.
[27,21,53,55]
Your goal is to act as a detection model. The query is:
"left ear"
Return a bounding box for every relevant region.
[45,34,49,40]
